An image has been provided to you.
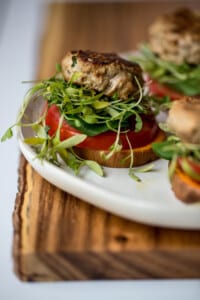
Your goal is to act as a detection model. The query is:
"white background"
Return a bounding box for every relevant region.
[0,0,200,299]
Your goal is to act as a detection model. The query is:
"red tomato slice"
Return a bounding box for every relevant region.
[45,104,159,150]
[187,158,200,174]
[147,77,183,101]
[178,157,200,182]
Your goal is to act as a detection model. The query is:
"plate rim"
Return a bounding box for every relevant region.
[17,127,200,230]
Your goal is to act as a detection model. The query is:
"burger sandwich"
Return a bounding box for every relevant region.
[2,50,165,178]
[153,97,200,203]
[135,8,200,100]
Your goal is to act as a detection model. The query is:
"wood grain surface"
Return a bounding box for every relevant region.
[13,2,200,281]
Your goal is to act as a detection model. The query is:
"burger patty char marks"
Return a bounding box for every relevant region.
[149,8,200,65]
[61,50,144,99]
[167,97,200,144]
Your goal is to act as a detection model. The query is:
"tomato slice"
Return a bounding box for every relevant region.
[187,158,200,174]
[45,104,159,150]
[178,157,200,182]
[147,77,183,100]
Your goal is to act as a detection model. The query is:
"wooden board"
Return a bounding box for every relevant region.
[13,2,200,281]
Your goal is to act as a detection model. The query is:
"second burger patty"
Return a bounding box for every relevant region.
[61,50,144,100]
[167,97,200,144]
[149,8,200,65]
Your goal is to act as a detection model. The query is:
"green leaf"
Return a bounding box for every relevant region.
[136,163,154,173]
[84,160,104,176]
[106,107,121,118]
[69,72,81,84]
[24,137,45,145]
[169,80,200,96]
[1,127,13,142]
[92,100,110,109]
[109,142,122,153]
[134,44,200,96]
[129,169,141,182]
[32,124,48,139]
[54,134,87,150]
[66,86,80,96]
[60,151,78,170]
[134,113,143,132]
[82,115,97,124]
[152,141,176,160]
[168,156,177,181]
[66,117,111,136]
[158,122,170,132]
[56,63,62,72]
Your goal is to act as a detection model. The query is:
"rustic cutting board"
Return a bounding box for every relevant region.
[13,2,200,281]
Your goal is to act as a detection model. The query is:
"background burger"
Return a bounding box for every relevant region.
[153,97,200,203]
[135,8,200,100]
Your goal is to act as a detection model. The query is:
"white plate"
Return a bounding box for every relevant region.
[17,96,200,230]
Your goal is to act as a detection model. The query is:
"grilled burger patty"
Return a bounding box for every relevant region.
[61,50,144,99]
[167,97,200,144]
[149,8,200,65]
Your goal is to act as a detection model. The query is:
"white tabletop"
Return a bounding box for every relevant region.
[0,0,200,299]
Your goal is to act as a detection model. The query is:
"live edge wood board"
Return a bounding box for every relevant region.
[13,2,200,281]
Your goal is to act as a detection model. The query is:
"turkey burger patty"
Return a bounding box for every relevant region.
[62,50,144,100]
[149,8,200,65]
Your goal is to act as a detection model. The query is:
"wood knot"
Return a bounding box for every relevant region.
[115,235,128,243]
